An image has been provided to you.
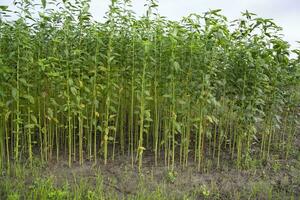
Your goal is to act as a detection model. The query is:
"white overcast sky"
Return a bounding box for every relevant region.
[2,0,300,50]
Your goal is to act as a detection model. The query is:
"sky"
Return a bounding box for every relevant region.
[2,0,300,51]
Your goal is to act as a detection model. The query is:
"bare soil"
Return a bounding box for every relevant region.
[36,148,300,199]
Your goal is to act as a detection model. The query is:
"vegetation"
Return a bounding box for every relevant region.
[1,156,300,200]
[0,0,299,199]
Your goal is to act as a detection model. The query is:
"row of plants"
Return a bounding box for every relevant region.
[0,0,299,172]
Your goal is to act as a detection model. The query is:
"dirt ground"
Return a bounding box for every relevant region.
[1,134,299,199]
[36,148,300,199]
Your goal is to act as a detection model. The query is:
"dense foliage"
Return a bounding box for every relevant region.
[0,0,299,172]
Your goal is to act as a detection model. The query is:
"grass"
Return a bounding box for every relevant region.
[0,153,299,199]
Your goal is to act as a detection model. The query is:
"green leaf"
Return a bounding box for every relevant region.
[162,94,171,98]
[104,134,108,141]
[99,66,107,71]
[174,121,181,133]
[25,15,36,22]
[178,99,185,105]
[274,115,281,123]
[138,146,146,152]
[108,56,114,64]
[70,87,77,95]
[25,124,35,129]
[0,6,8,11]
[41,0,46,8]
[206,130,212,139]
[19,78,28,86]
[41,127,47,134]
[12,88,18,100]
[5,111,11,121]
[144,90,150,96]
[110,105,117,113]
[48,108,53,118]
[47,72,60,77]
[31,115,38,124]
[97,126,102,131]
[68,78,74,86]
[23,94,35,104]
[173,61,181,71]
